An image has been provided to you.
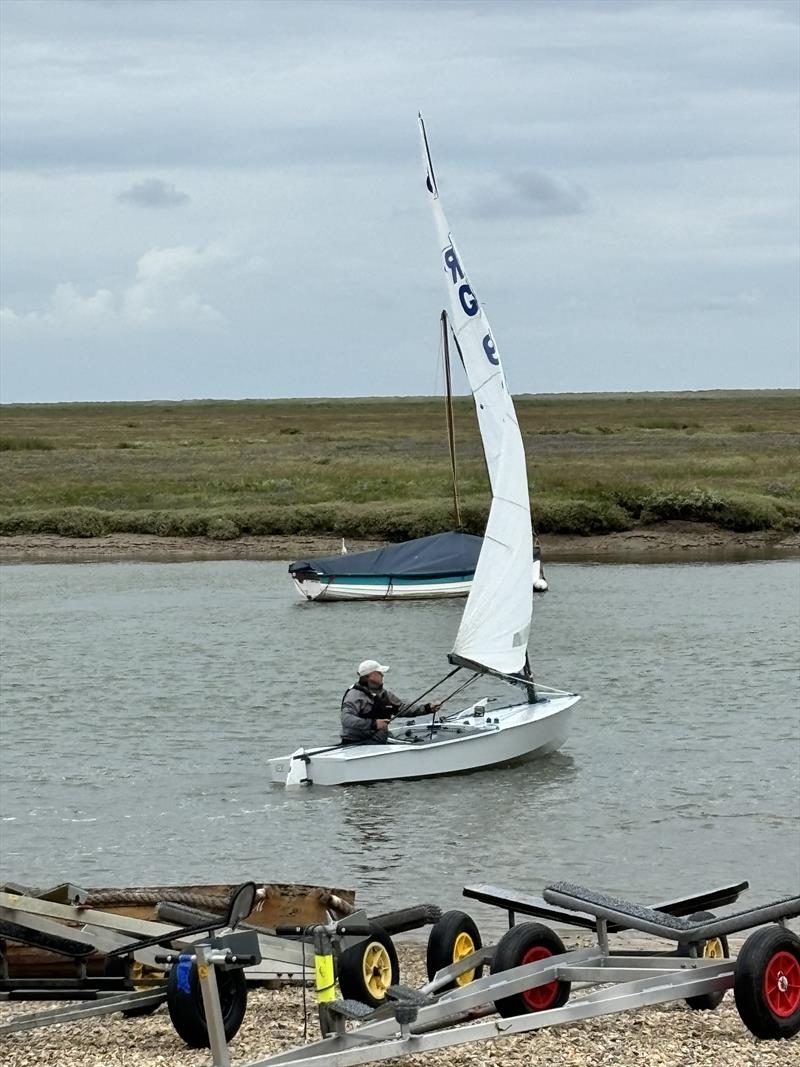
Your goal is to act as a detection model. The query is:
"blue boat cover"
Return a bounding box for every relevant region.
[289,531,483,579]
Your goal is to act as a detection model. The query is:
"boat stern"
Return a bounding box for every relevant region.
[268,749,309,786]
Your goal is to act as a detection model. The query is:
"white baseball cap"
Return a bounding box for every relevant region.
[358,659,390,676]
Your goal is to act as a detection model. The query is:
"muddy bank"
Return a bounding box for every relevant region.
[0,522,798,565]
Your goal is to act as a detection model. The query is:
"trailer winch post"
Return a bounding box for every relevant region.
[195,943,232,1067]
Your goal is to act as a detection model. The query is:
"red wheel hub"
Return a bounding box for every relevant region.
[764,950,800,1018]
[521,945,559,1011]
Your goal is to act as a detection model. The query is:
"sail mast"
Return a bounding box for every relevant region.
[442,310,462,529]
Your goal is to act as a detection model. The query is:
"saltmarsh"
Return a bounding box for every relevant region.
[0,391,797,540]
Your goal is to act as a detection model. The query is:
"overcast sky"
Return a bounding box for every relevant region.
[1,0,798,403]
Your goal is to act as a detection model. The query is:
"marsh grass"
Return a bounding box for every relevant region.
[0,436,55,452]
[0,391,797,538]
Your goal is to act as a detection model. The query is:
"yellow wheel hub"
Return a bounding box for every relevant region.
[453,931,477,986]
[361,941,392,1000]
[702,937,725,959]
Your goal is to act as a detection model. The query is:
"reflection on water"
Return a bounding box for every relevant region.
[0,558,798,936]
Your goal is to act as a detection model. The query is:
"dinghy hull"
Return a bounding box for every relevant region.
[268,694,579,786]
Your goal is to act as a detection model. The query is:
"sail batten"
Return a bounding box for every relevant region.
[420,115,534,678]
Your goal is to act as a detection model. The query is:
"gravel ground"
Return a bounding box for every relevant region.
[1,942,798,1067]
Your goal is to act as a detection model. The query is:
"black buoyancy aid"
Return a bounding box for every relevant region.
[342,683,398,719]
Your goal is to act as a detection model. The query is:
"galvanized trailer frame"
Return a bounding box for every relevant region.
[0,890,383,991]
[0,889,306,987]
[0,884,438,1058]
[0,883,261,1038]
[230,880,800,1067]
[462,878,750,932]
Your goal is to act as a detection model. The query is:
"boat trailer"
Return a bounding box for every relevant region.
[220,877,800,1067]
[0,883,262,1042]
[0,881,442,1062]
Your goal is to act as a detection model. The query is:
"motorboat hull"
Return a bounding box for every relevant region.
[268,694,578,786]
[292,559,547,602]
[291,574,474,601]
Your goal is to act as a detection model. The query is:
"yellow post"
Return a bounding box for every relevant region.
[314,950,336,1003]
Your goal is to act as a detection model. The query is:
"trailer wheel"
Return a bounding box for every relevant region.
[337,925,399,1008]
[426,910,483,989]
[734,926,800,1040]
[491,922,570,1018]
[677,911,729,1010]
[166,956,248,1048]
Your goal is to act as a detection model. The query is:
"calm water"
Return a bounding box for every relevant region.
[1,559,798,937]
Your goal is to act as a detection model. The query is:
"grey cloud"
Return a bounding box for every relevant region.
[470,170,589,219]
[1,0,797,400]
[116,178,190,208]
[2,0,796,176]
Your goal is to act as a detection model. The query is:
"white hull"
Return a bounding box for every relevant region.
[292,561,546,602]
[291,576,473,601]
[267,693,578,786]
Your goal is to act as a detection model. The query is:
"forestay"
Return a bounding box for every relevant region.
[419,115,534,677]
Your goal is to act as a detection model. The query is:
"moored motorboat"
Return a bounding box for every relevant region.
[290,532,547,601]
[289,531,481,601]
[288,307,548,603]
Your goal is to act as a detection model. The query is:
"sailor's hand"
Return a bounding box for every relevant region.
[429,703,442,713]
[376,719,390,729]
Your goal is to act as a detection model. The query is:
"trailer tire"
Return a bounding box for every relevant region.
[166,956,247,1048]
[677,911,729,1010]
[491,922,570,1018]
[734,926,800,1039]
[121,1001,163,1018]
[337,925,399,1008]
[426,910,483,989]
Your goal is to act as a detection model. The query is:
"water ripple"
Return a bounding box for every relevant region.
[1,558,798,928]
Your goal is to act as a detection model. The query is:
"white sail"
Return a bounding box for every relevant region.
[420,163,513,490]
[419,115,534,676]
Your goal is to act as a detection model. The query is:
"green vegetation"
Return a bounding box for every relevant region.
[0,391,797,539]
[0,436,55,452]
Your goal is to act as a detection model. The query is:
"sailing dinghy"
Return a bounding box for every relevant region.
[268,117,578,787]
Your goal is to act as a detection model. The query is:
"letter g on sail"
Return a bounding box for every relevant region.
[459,284,479,316]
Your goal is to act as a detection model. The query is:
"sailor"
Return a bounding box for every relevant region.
[340,659,440,746]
